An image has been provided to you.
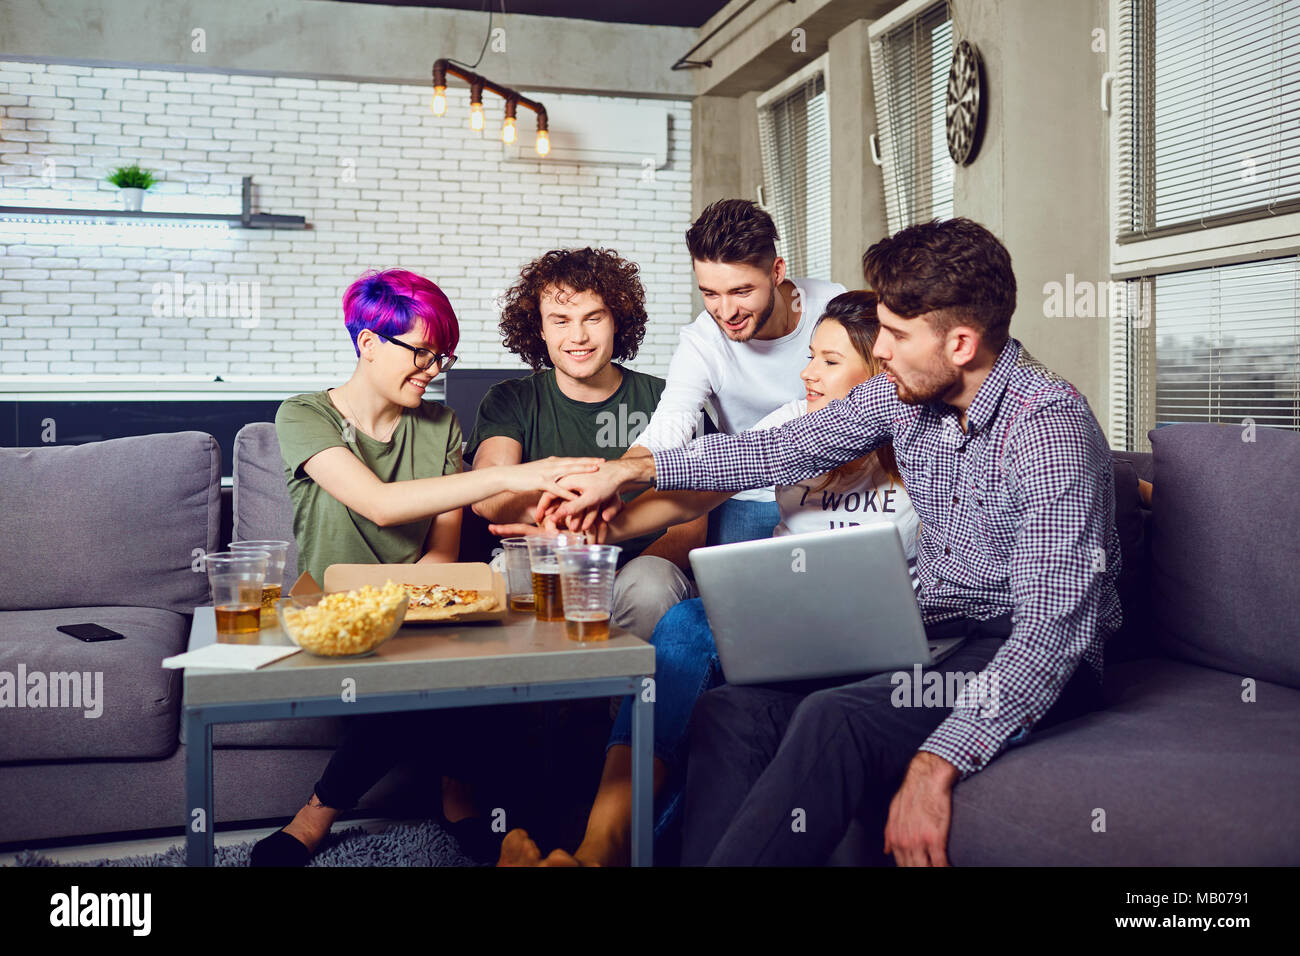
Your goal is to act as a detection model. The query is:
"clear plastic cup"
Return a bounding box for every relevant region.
[206,550,269,638]
[231,539,289,622]
[500,538,536,613]
[525,532,586,622]
[557,544,622,642]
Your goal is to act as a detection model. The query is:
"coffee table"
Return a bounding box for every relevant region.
[182,606,655,866]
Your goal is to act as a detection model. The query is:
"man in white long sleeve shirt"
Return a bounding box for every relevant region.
[624,199,846,545]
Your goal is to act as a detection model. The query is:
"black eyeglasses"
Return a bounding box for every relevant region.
[373,331,457,372]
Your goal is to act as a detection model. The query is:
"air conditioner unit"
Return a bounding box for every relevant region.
[503,98,669,169]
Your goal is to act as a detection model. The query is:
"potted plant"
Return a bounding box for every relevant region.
[106,164,157,211]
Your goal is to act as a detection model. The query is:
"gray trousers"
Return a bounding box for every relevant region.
[612,554,698,641]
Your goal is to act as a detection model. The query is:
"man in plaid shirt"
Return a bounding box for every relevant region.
[546,218,1119,866]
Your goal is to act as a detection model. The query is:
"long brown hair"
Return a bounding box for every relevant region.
[809,290,902,492]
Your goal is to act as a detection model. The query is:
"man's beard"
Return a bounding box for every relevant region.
[888,353,961,405]
[726,281,778,342]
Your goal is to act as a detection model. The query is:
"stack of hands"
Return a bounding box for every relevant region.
[487,457,647,543]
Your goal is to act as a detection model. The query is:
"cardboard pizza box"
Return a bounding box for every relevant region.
[288,562,508,625]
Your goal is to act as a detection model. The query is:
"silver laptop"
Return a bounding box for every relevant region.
[688,524,965,685]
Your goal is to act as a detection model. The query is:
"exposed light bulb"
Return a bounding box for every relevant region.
[431,85,447,115]
[502,116,517,144]
[470,102,484,131]
[535,129,550,157]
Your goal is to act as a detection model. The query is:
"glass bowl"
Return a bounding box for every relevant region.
[274,590,408,658]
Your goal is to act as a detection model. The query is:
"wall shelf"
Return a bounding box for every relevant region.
[0,177,307,230]
[0,207,307,229]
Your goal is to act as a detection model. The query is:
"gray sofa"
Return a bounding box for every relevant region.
[0,427,432,849]
[835,422,1300,865]
[3,421,1298,864]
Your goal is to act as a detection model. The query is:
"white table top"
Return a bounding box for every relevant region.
[183,606,653,707]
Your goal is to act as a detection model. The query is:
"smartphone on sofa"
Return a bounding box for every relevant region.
[56,623,125,643]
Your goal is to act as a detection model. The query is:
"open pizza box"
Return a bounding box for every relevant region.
[288,562,509,625]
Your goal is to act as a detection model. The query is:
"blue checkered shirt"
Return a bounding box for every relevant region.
[652,338,1121,779]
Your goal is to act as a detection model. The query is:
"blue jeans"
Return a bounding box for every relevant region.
[607,597,723,842]
[706,496,780,547]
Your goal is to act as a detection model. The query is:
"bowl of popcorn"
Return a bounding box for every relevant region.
[275,580,409,657]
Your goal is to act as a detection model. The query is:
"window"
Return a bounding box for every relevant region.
[1118,0,1300,240]
[1110,0,1300,451]
[869,0,954,233]
[1115,259,1300,450]
[757,57,832,281]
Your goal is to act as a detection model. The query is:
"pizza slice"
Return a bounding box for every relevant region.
[401,583,500,621]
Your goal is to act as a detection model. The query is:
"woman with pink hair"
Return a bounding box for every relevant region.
[254,269,602,866]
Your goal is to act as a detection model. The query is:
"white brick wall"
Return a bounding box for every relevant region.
[0,61,694,379]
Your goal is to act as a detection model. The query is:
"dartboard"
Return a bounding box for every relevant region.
[945,39,983,166]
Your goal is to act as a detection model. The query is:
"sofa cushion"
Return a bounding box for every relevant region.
[0,432,221,614]
[225,423,367,747]
[0,606,186,761]
[945,658,1300,865]
[1113,450,1154,484]
[232,422,300,585]
[1149,422,1300,688]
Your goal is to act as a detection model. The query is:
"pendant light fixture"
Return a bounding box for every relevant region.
[432,58,549,157]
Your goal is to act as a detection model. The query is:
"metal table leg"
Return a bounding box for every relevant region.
[180,677,648,866]
[184,708,214,866]
[630,677,654,867]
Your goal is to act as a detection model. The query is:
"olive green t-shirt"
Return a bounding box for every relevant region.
[275,391,462,587]
[464,365,670,566]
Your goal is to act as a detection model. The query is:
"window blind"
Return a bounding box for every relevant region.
[1149,256,1300,434]
[1109,278,1157,451]
[1116,0,1300,242]
[758,73,832,281]
[869,1,954,233]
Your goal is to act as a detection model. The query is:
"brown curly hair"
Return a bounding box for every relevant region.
[498,248,649,371]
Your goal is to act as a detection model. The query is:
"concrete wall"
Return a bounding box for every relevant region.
[0,0,695,98]
[686,90,762,314]
[685,2,902,291]
[827,19,888,290]
[687,0,1112,418]
[953,0,1111,424]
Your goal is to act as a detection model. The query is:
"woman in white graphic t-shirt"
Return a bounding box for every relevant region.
[488,291,919,867]
[598,289,918,579]
[754,390,919,587]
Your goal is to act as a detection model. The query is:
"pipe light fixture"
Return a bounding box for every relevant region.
[431,58,550,157]
[502,96,517,145]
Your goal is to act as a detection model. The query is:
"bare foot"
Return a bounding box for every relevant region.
[497,828,543,866]
[496,828,589,867]
[539,848,587,867]
[571,839,617,868]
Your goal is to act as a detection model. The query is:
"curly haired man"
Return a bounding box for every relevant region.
[466,247,708,640]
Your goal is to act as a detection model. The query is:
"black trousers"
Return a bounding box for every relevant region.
[313,704,534,815]
[680,614,1103,866]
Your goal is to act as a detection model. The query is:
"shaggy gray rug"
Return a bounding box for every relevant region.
[10,819,480,867]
